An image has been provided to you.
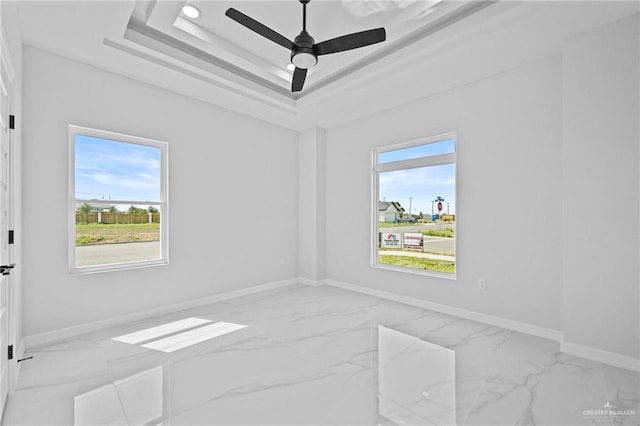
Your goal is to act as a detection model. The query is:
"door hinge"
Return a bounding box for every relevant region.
[8,230,13,245]
[8,115,14,130]
[0,264,15,275]
[8,345,13,360]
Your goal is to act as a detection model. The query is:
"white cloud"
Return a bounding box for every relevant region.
[80,172,159,191]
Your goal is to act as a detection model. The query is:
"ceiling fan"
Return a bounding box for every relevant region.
[225,0,386,93]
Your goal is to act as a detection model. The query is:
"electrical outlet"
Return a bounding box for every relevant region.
[478,279,487,291]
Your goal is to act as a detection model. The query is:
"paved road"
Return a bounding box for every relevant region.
[76,241,161,267]
[422,237,455,256]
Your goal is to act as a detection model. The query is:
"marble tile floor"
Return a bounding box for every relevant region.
[2,283,638,425]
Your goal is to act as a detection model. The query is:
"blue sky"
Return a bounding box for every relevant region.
[75,135,161,203]
[379,139,456,216]
[379,164,456,216]
[74,134,453,215]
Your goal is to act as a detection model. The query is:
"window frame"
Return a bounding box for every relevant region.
[68,125,169,274]
[372,132,457,280]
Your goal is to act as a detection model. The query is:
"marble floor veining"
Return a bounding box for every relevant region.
[2,284,638,425]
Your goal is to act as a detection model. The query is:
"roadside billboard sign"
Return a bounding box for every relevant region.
[403,232,423,251]
[381,232,401,248]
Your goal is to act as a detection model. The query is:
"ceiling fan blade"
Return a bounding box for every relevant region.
[292,67,307,92]
[225,8,295,51]
[314,28,386,56]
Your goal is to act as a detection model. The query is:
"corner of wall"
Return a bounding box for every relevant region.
[297,127,327,282]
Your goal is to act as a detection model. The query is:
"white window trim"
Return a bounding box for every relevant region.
[372,131,457,279]
[68,125,169,274]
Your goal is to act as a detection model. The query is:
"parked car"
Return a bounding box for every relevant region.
[398,215,417,223]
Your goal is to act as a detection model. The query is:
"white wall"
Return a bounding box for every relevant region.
[323,12,640,365]
[22,47,298,337]
[325,54,564,332]
[298,128,326,283]
[562,14,639,360]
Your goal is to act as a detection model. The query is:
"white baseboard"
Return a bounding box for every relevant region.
[561,341,640,372]
[326,279,640,372]
[24,278,298,349]
[23,276,639,373]
[325,279,563,342]
[298,277,327,287]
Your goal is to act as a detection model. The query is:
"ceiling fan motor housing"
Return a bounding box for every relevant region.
[291,30,317,69]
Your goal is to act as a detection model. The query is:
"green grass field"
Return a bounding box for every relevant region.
[422,228,455,238]
[75,223,160,245]
[379,255,455,274]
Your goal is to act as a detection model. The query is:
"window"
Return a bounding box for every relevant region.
[69,125,168,273]
[373,133,456,277]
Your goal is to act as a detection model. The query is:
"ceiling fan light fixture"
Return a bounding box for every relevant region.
[291,51,317,69]
[182,4,201,19]
[291,30,317,69]
[225,0,386,92]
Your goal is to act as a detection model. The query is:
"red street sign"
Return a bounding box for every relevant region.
[437,202,443,212]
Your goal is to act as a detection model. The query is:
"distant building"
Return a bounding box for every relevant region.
[76,202,114,213]
[378,201,405,222]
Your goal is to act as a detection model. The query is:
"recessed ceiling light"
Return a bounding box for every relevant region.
[286,63,296,71]
[182,4,201,19]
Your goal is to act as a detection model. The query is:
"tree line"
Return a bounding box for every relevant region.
[77,203,159,214]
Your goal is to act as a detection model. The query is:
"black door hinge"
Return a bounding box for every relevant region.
[8,345,13,360]
[0,264,15,275]
[8,230,13,245]
[8,115,14,130]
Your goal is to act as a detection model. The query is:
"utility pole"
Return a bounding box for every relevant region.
[409,197,413,216]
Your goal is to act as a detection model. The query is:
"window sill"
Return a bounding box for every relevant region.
[70,259,169,275]
[372,263,457,280]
